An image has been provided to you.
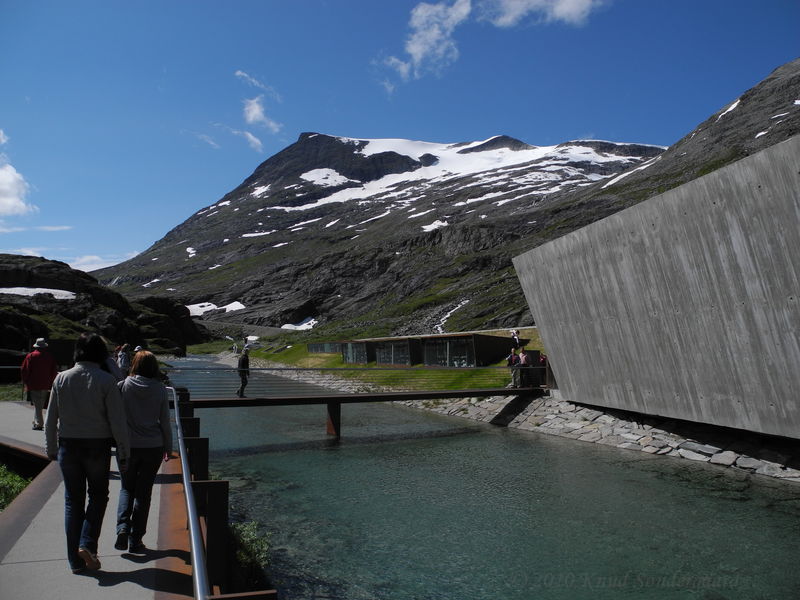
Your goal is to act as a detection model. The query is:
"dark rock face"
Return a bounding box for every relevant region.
[0,254,208,355]
[94,59,800,338]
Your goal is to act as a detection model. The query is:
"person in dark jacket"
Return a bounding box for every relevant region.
[237,347,250,397]
[114,351,172,554]
[45,333,130,574]
[21,338,58,430]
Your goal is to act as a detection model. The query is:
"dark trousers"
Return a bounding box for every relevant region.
[116,447,163,543]
[57,440,112,570]
[237,373,248,397]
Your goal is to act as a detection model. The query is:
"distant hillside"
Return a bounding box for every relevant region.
[95,59,800,339]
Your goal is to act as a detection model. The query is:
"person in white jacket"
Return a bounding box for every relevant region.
[114,350,172,554]
[45,333,130,574]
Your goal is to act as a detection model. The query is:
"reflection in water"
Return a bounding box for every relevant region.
[169,357,800,600]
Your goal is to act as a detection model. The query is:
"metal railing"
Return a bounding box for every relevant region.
[169,386,212,599]
[163,365,549,399]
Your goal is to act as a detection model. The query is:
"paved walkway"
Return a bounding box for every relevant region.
[0,400,193,600]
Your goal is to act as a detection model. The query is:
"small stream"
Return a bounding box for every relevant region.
[169,356,800,599]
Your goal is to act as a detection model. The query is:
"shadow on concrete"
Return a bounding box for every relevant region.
[80,562,192,596]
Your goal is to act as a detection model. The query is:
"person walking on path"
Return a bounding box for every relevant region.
[45,333,130,574]
[114,350,172,554]
[236,346,250,397]
[21,337,58,430]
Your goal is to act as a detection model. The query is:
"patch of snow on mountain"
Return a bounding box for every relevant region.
[359,210,391,225]
[186,247,196,257]
[252,185,270,197]
[300,168,358,187]
[281,317,318,331]
[422,220,448,232]
[602,156,660,189]
[408,209,435,218]
[269,138,557,213]
[143,279,161,288]
[453,191,508,206]
[755,130,769,138]
[716,99,740,122]
[273,242,290,248]
[242,230,276,238]
[187,300,246,316]
[0,287,77,300]
[208,265,222,270]
[292,218,323,228]
[325,219,340,228]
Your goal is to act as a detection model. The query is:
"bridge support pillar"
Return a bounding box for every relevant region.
[326,401,341,438]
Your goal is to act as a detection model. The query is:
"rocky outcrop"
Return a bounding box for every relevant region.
[0,254,209,360]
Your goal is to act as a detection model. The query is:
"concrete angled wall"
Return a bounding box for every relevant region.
[512,135,800,439]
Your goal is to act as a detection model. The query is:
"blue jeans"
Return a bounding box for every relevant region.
[116,447,163,544]
[57,440,112,570]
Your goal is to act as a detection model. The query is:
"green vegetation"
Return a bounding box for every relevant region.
[229,520,271,590]
[0,463,31,511]
[0,384,24,403]
[187,339,237,354]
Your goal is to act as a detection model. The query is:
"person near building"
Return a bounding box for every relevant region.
[114,350,172,554]
[45,333,130,574]
[21,338,58,430]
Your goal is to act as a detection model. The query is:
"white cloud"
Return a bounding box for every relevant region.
[385,0,602,85]
[0,129,8,145]
[196,133,220,149]
[387,0,472,81]
[481,0,603,26]
[0,160,36,217]
[233,129,263,152]
[36,225,72,232]
[214,124,264,152]
[234,70,282,102]
[69,251,138,272]
[243,96,282,133]
[69,255,119,272]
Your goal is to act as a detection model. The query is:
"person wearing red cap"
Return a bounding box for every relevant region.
[21,337,58,430]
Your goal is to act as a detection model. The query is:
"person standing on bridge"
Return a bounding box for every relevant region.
[506,347,520,387]
[114,350,172,554]
[236,346,250,398]
[518,347,531,388]
[21,337,58,430]
[45,333,130,574]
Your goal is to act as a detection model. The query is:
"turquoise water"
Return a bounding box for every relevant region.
[170,358,800,599]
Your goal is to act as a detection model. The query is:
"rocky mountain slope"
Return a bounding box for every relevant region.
[96,59,800,338]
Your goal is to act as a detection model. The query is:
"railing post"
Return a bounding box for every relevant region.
[326,401,341,438]
[184,437,209,481]
[181,417,201,438]
[192,480,230,589]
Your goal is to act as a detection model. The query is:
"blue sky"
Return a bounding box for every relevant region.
[1,0,798,272]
